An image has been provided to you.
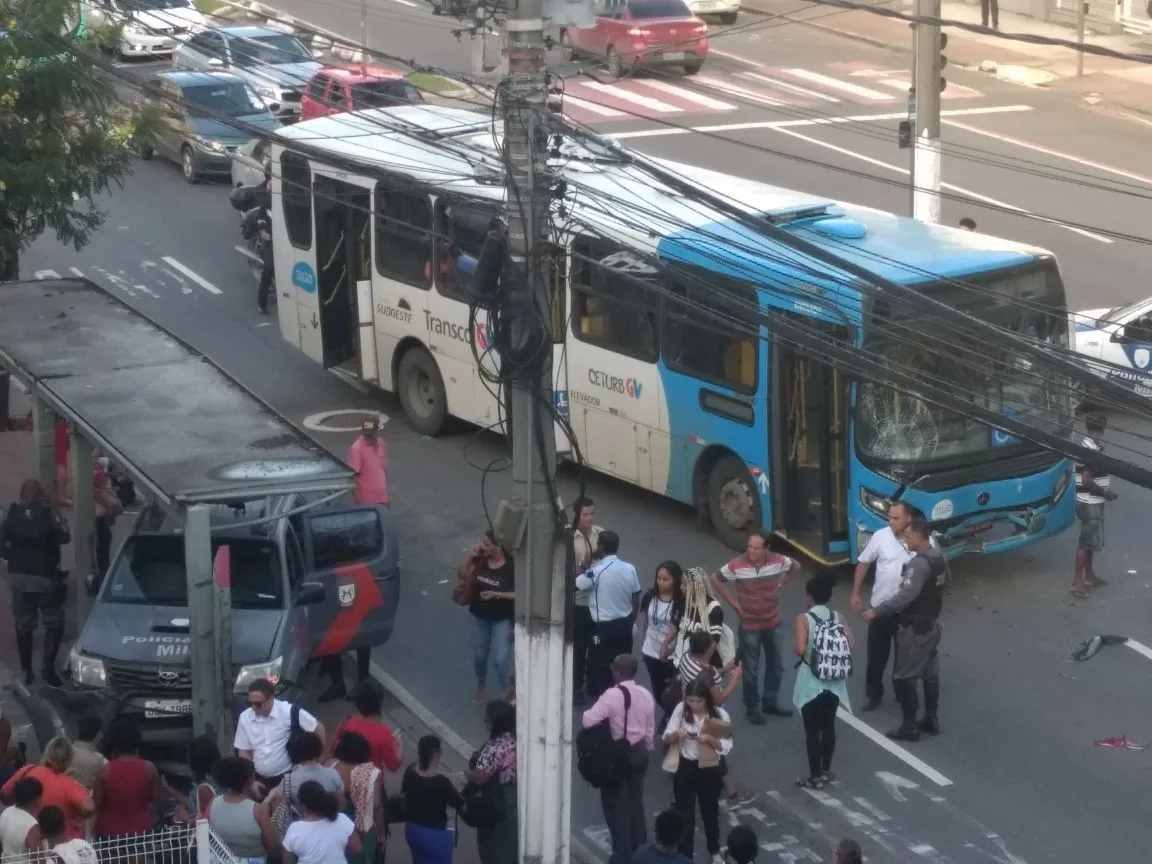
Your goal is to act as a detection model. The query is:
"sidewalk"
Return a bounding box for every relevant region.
[746,0,1152,116]
[312,657,483,864]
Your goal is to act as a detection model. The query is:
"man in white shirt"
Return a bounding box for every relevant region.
[850,501,913,712]
[576,530,641,699]
[572,497,603,706]
[234,677,326,793]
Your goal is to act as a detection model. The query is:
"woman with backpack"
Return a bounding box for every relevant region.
[792,573,854,790]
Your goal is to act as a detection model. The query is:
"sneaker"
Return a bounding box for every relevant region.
[746,709,767,726]
[886,724,921,742]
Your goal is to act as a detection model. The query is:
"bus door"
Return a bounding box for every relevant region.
[770,316,849,560]
[312,175,371,374]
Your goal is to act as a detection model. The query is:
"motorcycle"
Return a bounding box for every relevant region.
[229,184,274,291]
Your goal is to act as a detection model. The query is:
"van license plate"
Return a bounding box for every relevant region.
[663,51,687,60]
[143,699,192,719]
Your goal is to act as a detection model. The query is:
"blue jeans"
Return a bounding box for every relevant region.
[473,616,513,693]
[738,624,783,711]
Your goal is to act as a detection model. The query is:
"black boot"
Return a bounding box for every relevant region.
[887,679,921,742]
[41,627,64,688]
[919,680,940,736]
[16,631,34,686]
[317,656,346,703]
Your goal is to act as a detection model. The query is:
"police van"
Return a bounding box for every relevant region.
[64,492,398,766]
[1073,297,1152,397]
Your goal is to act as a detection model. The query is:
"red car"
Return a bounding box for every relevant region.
[299,64,425,121]
[560,0,708,77]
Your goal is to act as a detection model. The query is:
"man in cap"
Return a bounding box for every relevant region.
[347,418,389,507]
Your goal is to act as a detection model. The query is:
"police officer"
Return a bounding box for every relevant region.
[0,479,71,686]
[861,518,946,742]
[256,167,274,315]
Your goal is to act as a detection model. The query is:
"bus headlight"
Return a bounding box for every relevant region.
[860,488,891,516]
[1053,467,1070,503]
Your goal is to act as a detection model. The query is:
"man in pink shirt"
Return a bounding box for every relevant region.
[581,655,655,864]
[347,419,389,506]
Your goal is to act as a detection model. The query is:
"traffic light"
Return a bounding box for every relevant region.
[938,32,948,92]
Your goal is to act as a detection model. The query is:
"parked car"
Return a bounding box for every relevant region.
[85,0,206,59]
[683,0,737,24]
[299,64,425,122]
[138,71,283,183]
[172,25,323,121]
[231,137,272,188]
[560,0,708,77]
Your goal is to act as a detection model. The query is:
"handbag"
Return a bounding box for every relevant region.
[459,777,504,828]
[270,772,295,840]
[661,743,680,774]
[385,792,408,824]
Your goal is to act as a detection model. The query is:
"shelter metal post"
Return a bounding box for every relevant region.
[31,401,55,497]
[68,432,94,623]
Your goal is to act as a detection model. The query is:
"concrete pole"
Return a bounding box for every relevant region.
[185,505,228,753]
[31,402,56,498]
[503,0,572,861]
[360,0,369,67]
[1076,0,1086,76]
[912,0,942,224]
[68,432,94,622]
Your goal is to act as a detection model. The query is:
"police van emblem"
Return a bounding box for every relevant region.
[159,669,180,687]
[338,584,356,608]
[1134,348,1150,370]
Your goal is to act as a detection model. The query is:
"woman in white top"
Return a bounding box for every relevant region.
[640,561,685,717]
[282,781,361,864]
[0,775,43,864]
[663,676,734,864]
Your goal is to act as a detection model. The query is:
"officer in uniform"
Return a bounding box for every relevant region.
[0,479,71,686]
[861,517,946,742]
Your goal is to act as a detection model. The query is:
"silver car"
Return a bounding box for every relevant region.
[172,25,322,121]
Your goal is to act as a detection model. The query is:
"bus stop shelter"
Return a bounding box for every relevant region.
[0,278,356,751]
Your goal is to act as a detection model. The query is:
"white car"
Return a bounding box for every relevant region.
[231,137,272,188]
[86,0,206,59]
[1073,297,1152,396]
[684,0,738,24]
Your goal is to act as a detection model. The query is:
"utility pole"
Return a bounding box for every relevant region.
[185,505,233,756]
[1076,0,1086,76]
[502,0,572,860]
[912,0,943,223]
[360,0,369,57]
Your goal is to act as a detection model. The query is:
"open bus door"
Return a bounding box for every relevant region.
[310,175,373,376]
[770,315,850,563]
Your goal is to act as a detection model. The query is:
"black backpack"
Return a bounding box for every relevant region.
[575,685,631,789]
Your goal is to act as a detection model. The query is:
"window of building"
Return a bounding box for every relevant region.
[280,151,312,251]
[309,510,384,569]
[663,270,757,392]
[375,181,432,288]
[433,199,498,302]
[570,236,659,361]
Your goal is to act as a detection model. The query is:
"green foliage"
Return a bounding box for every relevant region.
[0,0,160,270]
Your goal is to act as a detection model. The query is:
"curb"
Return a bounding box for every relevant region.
[369,661,604,864]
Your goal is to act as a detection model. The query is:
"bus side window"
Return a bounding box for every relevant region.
[663,275,757,393]
[375,181,432,289]
[570,237,659,361]
[434,200,494,303]
[280,152,313,250]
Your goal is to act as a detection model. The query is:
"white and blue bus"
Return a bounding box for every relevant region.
[267,104,1074,561]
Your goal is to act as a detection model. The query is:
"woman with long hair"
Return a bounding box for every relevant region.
[93,722,168,839]
[327,733,384,864]
[209,757,280,864]
[0,738,93,840]
[402,736,464,864]
[466,700,518,864]
[640,561,684,715]
[282,781,361,864]
[679,567,727,667]
[662,676,733,864]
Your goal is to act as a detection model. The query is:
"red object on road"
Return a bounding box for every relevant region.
[560,0,709,77]
[299,64,425,122]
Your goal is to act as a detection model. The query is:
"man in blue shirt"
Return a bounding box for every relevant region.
[576,530,641,698]
[629,809,691,864]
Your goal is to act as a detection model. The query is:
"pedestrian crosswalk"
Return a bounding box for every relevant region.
[559,60,984,124]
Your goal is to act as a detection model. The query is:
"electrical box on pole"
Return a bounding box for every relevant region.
[898,119,912,149]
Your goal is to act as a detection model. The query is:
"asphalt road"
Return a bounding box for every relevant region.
[16,12,1152,863]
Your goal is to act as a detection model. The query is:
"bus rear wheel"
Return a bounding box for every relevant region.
[398,347,448,436]
[706,454,761,550]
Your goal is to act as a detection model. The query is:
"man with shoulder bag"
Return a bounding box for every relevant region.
[0,480,71,687]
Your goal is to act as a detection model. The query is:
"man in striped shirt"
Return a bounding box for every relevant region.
[711,532,799,724]
[1071,412,1117,599]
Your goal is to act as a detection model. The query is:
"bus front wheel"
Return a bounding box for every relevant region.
[706,455,761,551]
[398,347,448,436]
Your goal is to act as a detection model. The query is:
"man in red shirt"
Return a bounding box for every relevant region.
[346,419,389,506]
[711,532,799,724]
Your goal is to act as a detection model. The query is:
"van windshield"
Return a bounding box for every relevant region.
[105,535,284,609]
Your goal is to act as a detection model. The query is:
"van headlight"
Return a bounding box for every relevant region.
[860,488,891,516]
[70,649,107,688]
[234,656,282,693]
[1053,467,1070,503]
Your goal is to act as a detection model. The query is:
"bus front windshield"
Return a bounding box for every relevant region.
[856,263,1071,466]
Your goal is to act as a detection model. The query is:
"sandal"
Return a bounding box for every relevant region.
[1088,576,1109,587]
[820,771,836,783]
[1069,588,1090,600]
[796,776,826,790]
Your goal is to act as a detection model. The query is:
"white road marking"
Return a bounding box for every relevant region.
[1124,638,1152,661]
[161,256,222,294]
[783,68,892,100]
[607,104,1033,139]
[638,79,737,110]
[740,70,841,101]
[580,81,683,113]
[91,267,136,297]
[301,408,389,433]
[34,270,61,280]
[765,122,1114,244]
[133,283,161,298]
[563,95,627,117]
[68,267,85,278]
[838,708,954,786]
[696,75,786,106]
[943,119,1152,187]
[849,68,910,77]
[877,77,914,91]
[802,789,898,853]
[582,826,612,856]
